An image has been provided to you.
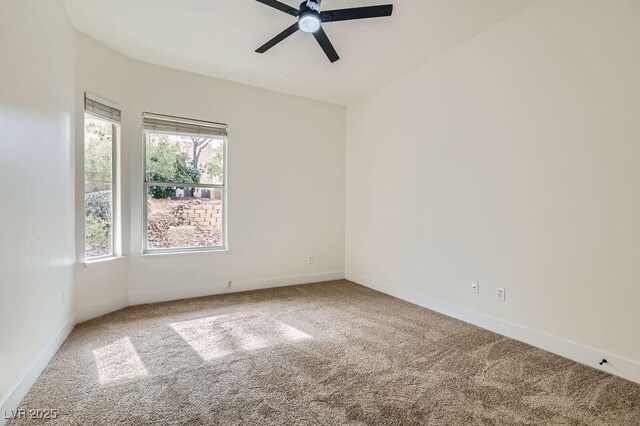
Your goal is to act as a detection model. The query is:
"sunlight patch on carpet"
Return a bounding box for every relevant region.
[93,336,149,384]
[170,313,312,361]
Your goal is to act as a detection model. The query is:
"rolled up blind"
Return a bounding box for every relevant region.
[143,113,227,138]
[84,93,121,123]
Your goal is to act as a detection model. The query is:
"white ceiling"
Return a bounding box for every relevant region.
[63,0,536,105]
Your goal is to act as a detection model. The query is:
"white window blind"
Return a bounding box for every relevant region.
[84,93,121,123]
[143,113,227,138]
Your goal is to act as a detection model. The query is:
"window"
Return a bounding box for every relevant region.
[143,113,227,253]
[84,94,120,260]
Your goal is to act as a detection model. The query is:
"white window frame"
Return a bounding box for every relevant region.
[83,93,120,261]
[142,112,228,254]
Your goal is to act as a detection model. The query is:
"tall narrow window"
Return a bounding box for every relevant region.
[84,94,120,260]
[143,113,227,253]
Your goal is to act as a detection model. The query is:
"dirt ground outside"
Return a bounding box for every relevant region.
[147,198,222,249]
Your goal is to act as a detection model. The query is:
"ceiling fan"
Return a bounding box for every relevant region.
[255,0,393,63]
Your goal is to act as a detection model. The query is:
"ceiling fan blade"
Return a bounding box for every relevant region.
[321,5,393,23]
[256,23,300,53]
[313,27,340,63]
[255,0,299,17]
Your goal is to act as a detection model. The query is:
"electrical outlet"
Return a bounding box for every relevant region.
[496,287,506,301]
[471,281,479,294]
[307,256,313,264]
[61,289,66,305]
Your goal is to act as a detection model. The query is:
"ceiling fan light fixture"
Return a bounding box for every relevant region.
[298,13,321,33]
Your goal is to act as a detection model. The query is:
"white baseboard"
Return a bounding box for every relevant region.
[74,295,129,324]
[346,271,640,385]
[128,271,345,306]
[0,317,74,426]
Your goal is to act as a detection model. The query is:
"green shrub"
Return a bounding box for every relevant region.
[204,144,224,184]
[175,153,200,184]
[148,153,200,199]
[148,184,175,199]
[85,214,110,255]
[85,190,112,221]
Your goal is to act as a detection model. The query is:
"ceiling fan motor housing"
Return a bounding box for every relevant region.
[298,0,322,33]
[305,0,321,12]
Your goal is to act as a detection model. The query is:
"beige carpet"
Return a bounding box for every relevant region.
[10,280,640,425]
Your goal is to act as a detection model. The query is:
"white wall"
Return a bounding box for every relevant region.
[0,0,76,415]
[346,0,640,381]
[74,34,346,315]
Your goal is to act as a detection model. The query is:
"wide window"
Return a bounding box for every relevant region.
[143,113,227,253]
[84,95,120,260]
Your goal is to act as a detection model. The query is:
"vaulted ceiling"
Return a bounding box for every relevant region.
[63,0,536,105]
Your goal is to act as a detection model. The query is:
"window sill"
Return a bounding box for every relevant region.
[82,255,126,266]
[140,248,229,259]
